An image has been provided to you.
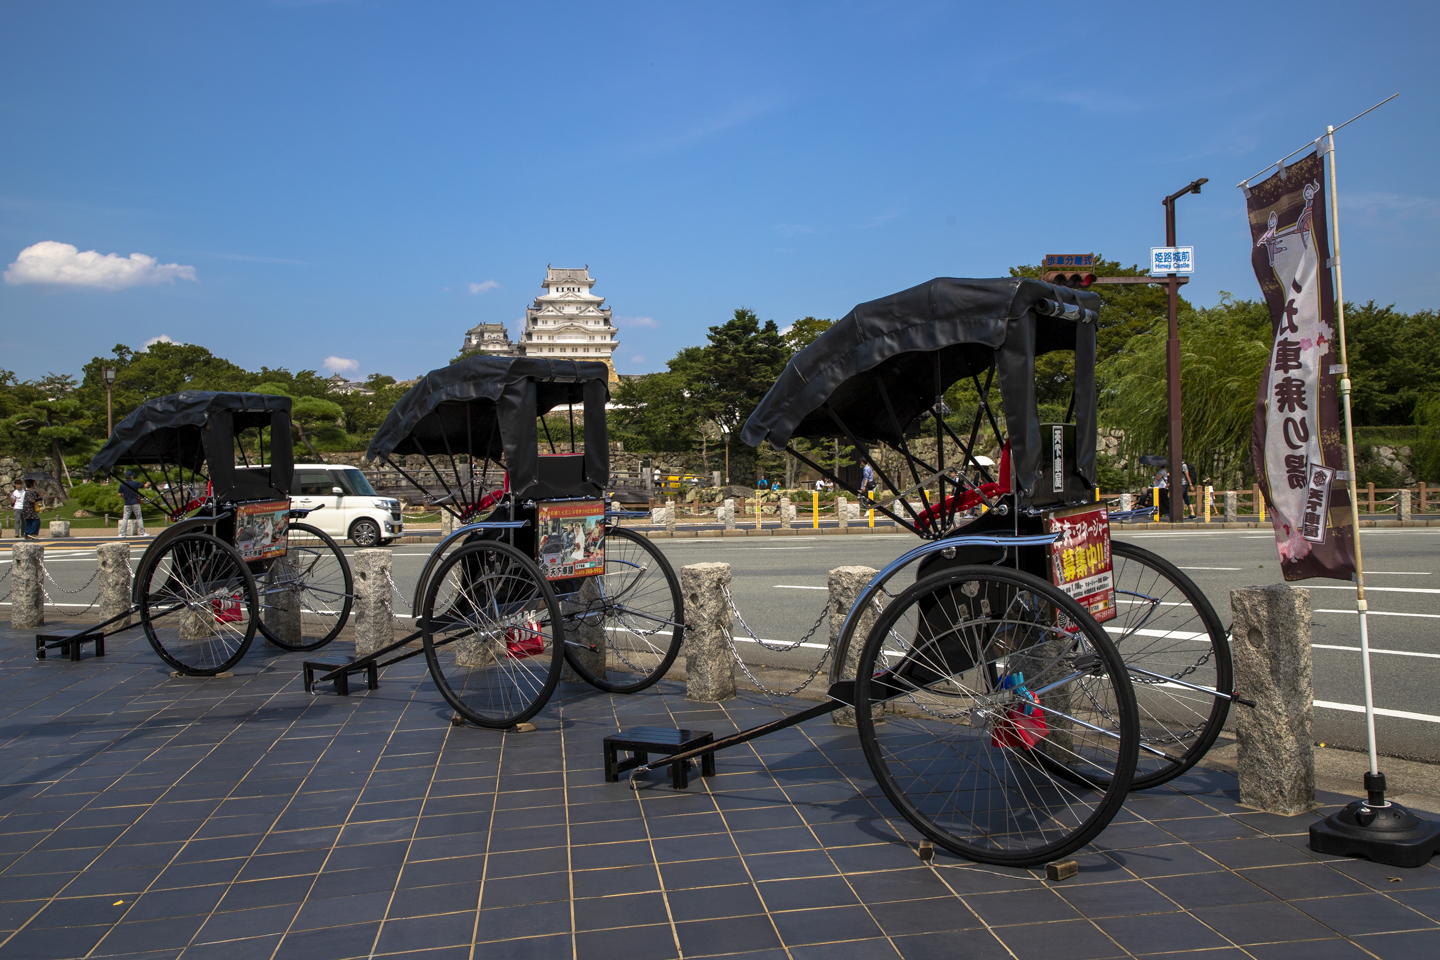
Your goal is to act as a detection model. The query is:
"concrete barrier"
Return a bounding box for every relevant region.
[1230,584,1315,815]
[96,542,132,630]
[48,520,70,539]
[665,499,676,534]
[352,548,395,656]
[829,565,879,726]
[681,562,734,701]
[10,542,44,628]
[1225,491,1238,523]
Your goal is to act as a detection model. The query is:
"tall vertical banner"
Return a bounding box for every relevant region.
[1247,152,1357,581]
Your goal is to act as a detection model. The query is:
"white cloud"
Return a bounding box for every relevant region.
[468,280,500,294]
[324,356,360,374]
[618,315,659,328]
[630,355,645,363]
[145,334,177,348]
[4,241,198,290]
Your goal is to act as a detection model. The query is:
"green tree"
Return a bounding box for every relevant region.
[253,383,344,462]
[1099,293,1272,487]
[783,316,833,354]
[1,394,90,488]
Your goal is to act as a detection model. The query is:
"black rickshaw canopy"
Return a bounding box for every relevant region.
[367,356,611,500]
[741,277,1102,499]
[87,391,294,503]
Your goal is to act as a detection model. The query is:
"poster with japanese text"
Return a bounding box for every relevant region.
[235,500,290,561]
[1047,505,1116,623]
[535,499,606,580]
[1246,152,1356,581]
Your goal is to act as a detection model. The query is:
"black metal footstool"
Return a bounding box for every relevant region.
[605,727,715,789]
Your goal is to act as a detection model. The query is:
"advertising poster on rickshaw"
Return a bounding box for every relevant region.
[536,499,605,580]
[1047,504,1116,623]
[235,500,290,562]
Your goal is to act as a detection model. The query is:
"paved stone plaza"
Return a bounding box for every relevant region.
[0,623,1437,960]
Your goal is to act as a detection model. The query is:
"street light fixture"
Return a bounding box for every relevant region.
[720,423,731,485]
[103,367,117,437]
[1161,177,1207,524]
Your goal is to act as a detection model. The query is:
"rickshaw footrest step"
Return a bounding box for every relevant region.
[303,656,379,696]
[605,728,715,790]
[36,629,107,662]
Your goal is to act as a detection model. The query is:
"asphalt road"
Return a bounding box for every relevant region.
[18,526,1440,761]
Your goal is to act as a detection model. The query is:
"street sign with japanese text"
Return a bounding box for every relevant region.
[1150,246,1195,275]
[1043,254,1094,270]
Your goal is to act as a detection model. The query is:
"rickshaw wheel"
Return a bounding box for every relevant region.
[257,523,354,652]
[854,565,1138,867]
[560,528,685,694]
[1106,541,1232,791]
[420,541,565,728]
[137,531,260,676]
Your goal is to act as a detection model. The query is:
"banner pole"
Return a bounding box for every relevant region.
[1325,124,1378,782]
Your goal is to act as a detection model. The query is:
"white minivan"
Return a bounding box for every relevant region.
[283,464,404,546]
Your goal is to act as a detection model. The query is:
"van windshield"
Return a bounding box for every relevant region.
[341,468,378,497]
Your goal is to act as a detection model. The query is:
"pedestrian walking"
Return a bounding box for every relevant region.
[119,470,149,538]
[860,462,876,500]
[21,478,41,540]
[1179,460,1196,519]
[10,479,24,538]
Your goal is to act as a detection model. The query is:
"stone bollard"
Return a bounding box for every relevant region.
[830,566,880,725]
[723,499,736,530]
[1118,493,1133,514]
[780,497,792,529]
[681,562,734,701]
[1399,489,1412,522]
[11,542,44,628]
[651,505,668,525]
[836,496,849,530]
[352,549,395,656]
[266,552,304,646]
[561,577,607,682]
[1230,584,1315,815]
[440,512,458,537]
[96,542,133,630]
[1225,491,1238,523]
[665,499,676,534]
[48,520,70,539]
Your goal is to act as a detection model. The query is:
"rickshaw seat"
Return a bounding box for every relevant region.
[914,443,1011,532]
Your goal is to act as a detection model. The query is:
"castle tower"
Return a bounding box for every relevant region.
[518,265,620,382]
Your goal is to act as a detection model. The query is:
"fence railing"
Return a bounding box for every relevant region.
[1099,482,1437,519]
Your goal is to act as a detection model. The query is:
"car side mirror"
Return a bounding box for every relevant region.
[332,487,344,496]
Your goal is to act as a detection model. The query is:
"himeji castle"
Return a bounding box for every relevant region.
[462,265,620,382]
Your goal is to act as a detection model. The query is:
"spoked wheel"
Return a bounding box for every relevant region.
[559,527,685,693]
[256,523,354,652]
[138,532,260,676]
[1108,540,1232,790]
[853,565,1139,867]
[420,541,565,728]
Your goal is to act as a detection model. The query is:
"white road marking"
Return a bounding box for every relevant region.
[1313,644,1440,660]
[732,635,829,651]
[1178,566,1240,571]
[1315,609,1440,619]
[1361,571,1432,576]
[1306,585,1440,595]
[1314,700,1440,725]
[774,585,827,590]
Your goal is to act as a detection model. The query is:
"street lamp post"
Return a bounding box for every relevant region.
[721,424,731,485]
[103,367,116,437]
[1161,178,1208,523]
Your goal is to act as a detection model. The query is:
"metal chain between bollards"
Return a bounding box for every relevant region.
[385,570,413,612]
[719,585,833,698]
[43,567,103,615]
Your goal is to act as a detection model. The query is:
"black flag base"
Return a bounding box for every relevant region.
[1309,773,1440,868]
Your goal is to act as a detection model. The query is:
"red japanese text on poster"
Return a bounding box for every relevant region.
[235,500,290,561]
[535,499,606,580]
[1047,505,1116,623]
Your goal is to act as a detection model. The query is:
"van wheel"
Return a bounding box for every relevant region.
[349,518,381,547]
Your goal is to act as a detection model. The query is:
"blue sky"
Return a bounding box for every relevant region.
[3,1,1436,382]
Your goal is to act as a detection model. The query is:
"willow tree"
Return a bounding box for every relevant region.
[1099,294,1272,488]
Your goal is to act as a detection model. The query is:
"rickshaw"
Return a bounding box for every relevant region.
[620,276,1242,868]
[303,355,687,728]
[742,275,1240,793]
[62,391,353,675]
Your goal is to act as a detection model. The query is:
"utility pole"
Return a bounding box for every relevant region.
[1161,178,1207,523]
[103,366,116,437]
